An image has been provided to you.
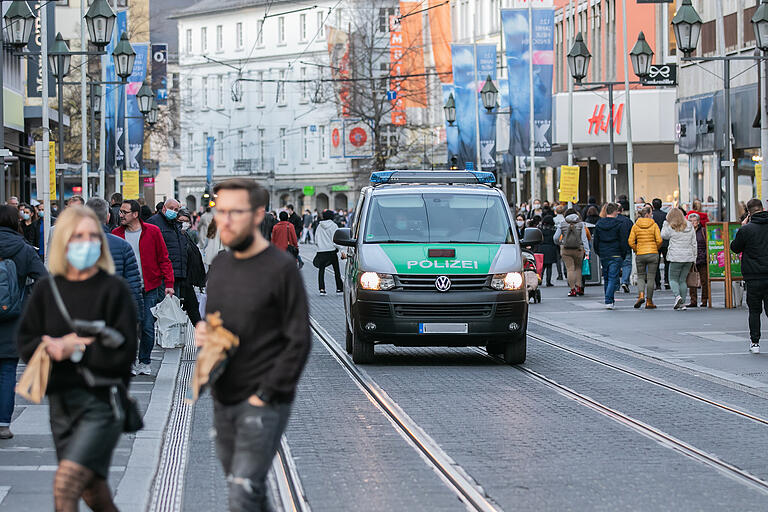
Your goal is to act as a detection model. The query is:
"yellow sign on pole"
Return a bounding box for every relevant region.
[49,142,56,201]
[122,170,140,200]
[756,164,762,199]
[559,165,580,203]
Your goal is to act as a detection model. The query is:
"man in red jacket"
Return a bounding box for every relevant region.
[271,211,298,252]
[112,199,175,376]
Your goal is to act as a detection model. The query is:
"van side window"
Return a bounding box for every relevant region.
[352,192,366,240]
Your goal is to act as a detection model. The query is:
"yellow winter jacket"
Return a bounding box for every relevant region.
[628,218,663,255]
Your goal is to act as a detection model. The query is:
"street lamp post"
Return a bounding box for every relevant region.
[672,0,768,220]
[49,33,72,208]
[753,0,768,206]
[566,31,652,214]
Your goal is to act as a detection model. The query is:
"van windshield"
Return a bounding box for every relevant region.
[363,193,514,244]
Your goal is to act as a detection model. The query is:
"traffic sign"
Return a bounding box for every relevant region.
[387,90,397,101]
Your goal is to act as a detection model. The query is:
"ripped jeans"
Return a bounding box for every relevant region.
[213,398,292,512]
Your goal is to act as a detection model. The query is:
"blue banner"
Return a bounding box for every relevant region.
[476,44,497,170]
[105,11,127,177]
[442,84,459,167]
[451,44,477,169]
[121,43,148,172]
[206,136,214,187]
[502,8,554,157]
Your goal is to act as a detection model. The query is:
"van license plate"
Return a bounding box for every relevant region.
[419,323,468,334]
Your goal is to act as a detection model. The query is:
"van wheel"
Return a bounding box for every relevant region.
[351,322,375,364]
[486,343,503,356]
[503,334,527,365]
[345,322,353,354]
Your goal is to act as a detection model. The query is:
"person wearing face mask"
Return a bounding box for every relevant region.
[147,199,188,298]
[0,206,47,440]
[35,202,45,259]
[176,208,205,325]
[17,206,136,509]
[527,200,543,220]
[515,214,527,239]
[19,203,40,251]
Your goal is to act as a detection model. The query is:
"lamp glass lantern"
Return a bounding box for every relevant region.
[443,93,456,126]
[136,83,154,114]
[84,0,116,48]
[630,31,654,78]
[752,0,768,52]
[480,75,498,112]
[92,85,103,114]
[112,32,136,80]
[567,32,591,84]
[4,0,35,49]
[147,103,159,126]
[671,0,703,56]
[48,33,72,79]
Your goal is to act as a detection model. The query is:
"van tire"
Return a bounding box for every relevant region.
[345,322,353,354]
[503,335,526,365]
[351,322,375,364]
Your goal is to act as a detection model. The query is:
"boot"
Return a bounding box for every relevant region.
[634,293,645,309]
[645,298,657,309]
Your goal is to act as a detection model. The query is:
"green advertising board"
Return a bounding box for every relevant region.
[303,186,315,196]
[728,223,743,278]
[706,223,726,279]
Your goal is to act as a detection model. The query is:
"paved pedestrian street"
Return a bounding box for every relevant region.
[3,255,768,511]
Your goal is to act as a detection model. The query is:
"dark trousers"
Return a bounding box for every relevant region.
[655,246,670,287]
[318,253,343,292]
[543,263,553,285]
[175,278,201,325]
[214,399,291,512]
[555,251,564,278]
[689,262,709,305]
[746,279,768,344]
[601,256,622,304]
[0,357,17,426]
[139,287,163,364]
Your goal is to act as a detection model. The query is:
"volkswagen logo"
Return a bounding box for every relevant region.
[435,276,452,292]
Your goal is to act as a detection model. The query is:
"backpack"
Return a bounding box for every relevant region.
[0,258,22,319]
[563,224,582,249]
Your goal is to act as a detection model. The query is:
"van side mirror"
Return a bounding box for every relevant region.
[333,228,357,247]
[521,227,543,247]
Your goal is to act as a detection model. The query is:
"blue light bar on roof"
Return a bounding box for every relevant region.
[370,170,496,185]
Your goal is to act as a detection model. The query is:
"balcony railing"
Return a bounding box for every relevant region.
[232,158,275,175]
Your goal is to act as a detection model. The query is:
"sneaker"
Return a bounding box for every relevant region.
[137,363,152,376]
[131,362,139,376]
[557,275,564,281]
[673,296,683,310]
[604,302,615,310]
[750,343,760,354]
[568,288,577,297]
[319,290,327,296]
[664,284,671,290]
[621,283,630,293]
[634,295,645,309]
[546,282,553,287]
[336,290,343,295]
[685,302,698,308]
[0,426,13,439]
[577,286,584,296]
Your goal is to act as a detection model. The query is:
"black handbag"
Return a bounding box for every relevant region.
[49,278,143,433]
[287,245,299,258]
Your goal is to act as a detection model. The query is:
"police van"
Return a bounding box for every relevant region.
[333,170,542,365]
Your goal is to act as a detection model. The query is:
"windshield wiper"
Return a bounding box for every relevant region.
[369,239,419,243]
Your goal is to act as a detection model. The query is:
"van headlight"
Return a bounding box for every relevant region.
[360,272,395,291]
[491,272,524,290]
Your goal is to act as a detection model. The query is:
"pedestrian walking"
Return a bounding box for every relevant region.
[554,209,590,296]
[729,198,768,354]
[16,206,136,510]
[177,209,205,326]
[552,205,566,280]
[617,200,634,293]
[515,214,526,239]
[195,179,310,512]
[112,200,175,376]
[272,211,299,253]
[86,197,144,318]
[301,209,313,244]
[593,203,630,309]
[315,210,346,295]
[629,206,663,309]
[108,193,122,231]
[536,216,558,287]
[661,207,697,310]
[686,213,708,308]
[260,210,277,242]
[205,218,225,267]
[0,205,47,440]
[687,199,710,227]
[147,199,188,298]
[652,198,671,290]
[19,202,40,251]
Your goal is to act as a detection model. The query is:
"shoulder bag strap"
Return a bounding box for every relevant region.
[48,277,75,330]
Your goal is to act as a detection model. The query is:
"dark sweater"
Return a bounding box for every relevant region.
[206,245,310,405]
[17,271,137,391]
[730,211,768,280]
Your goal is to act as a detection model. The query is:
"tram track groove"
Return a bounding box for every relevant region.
[526,332,768,427]
[309,316,501,512]
[471,348,768,496]
[271,437,312,512]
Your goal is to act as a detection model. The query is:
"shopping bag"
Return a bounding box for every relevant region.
[196,288,207,322]
[15,341,50,403]
[581,257,591,279]
[151,295,189,348]
[686,268,700,288]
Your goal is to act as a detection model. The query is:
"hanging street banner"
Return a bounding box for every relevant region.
[327,27,351,117]
[49,142,56,200]
[442,84,459,166]
[26,1,55,97]
[389,15,407,125]
[502,7,554,157]
[105,10,127,178]
[559,165,579,202]
[476,44,497,170]
[757,164,762,199]
[343,119,374,158]
[451,44,477,169]
[151,43,168,105]
[206,136,214,188]
[329,119,344,158]
[119,42,149,173]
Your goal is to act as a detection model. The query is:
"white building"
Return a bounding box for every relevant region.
[172,0,355,213]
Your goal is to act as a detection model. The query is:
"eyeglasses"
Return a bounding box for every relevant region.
[119,209,134,216]
[214,208,254,221]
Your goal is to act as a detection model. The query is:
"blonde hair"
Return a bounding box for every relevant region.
[48,206,115,276]
[666,207,687,232]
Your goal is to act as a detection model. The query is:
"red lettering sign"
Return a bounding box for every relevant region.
[587,103,623,136]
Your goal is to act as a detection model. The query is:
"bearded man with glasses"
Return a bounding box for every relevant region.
[112,199,175,376]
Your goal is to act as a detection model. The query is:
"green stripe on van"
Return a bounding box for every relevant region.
[379,244,501,274]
